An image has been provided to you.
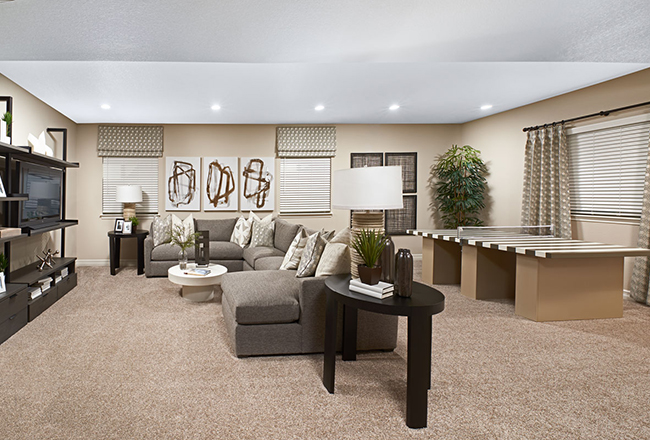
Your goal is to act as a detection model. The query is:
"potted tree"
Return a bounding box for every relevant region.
[170,224,200,270]
[429,144,488,228]
[351,229,387,285]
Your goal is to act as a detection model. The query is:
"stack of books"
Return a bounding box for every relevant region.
[38,277,52,292]
[184,268,211,276]
[349,279,394,299]
[27,286,42,300]
[61,267,69,278]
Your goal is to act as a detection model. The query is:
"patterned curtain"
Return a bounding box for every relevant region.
[520,125,571,238]
[629,140,650,305]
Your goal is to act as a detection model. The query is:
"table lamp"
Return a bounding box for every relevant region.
[116,185,142,220]
[332,166,403,277]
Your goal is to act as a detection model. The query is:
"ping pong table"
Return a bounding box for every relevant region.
[408,227,650,322]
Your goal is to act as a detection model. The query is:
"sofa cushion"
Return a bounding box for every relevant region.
[296,231,328,278]
[250,218,275,247]
[243,247,285,268]
[151,243,195,261]
[195,218,238,242]
[208,241,244,260]
[274,219,301,253]
[255,256,285,271]
[221,270,300,324]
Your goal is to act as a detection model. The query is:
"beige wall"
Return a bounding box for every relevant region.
[461,67,650,289]
[75,123,461,262]
[0,74,78,271]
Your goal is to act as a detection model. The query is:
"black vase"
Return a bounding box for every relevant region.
[380,236,395,283]
[394,248,413,297]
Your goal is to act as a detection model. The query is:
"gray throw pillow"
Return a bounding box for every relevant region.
[250,219,275,248]
[151,215,172,247]
[296,231,327,278]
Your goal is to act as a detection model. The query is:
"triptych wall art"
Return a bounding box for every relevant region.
[165,157,275,212]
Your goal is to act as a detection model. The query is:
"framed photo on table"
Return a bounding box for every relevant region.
[123,221,133,234]
[0,177,6,198]
[114,218,125,233]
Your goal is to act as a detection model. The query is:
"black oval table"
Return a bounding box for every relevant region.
[323,274,445,429]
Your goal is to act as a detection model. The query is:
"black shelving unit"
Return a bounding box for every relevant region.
[0,133,78,343]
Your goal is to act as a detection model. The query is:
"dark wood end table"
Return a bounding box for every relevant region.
[323,274,445,429]
[108,230,149,275]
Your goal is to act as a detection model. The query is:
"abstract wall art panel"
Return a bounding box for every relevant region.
[350,152,383,168]
[385,152,417,193]
[240,157,275,211]
[386,195,417,235]
[166,157,201,211]
[203,157,238,211]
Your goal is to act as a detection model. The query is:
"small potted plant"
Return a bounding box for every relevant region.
[1,111,12,139]
[170,224,200,270]
[351,228,387,285]
[128,216,140,233]
[0,253,8,293]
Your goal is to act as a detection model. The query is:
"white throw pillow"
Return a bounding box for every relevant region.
[182,214,195,238]
[230,216,253,248]
[296,231,328,278]
[151,215,172,247]
[315,243,351,277]
[280,228,307,270]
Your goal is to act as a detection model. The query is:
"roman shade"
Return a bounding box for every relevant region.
[276,126,336,158]
[97,125,164,157]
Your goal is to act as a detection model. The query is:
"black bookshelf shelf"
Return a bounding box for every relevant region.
[24,220,79,236]
[0,195,28,202]
[9,257,76,286]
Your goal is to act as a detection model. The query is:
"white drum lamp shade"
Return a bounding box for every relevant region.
[332,166,403,277]
[116,185,142,220]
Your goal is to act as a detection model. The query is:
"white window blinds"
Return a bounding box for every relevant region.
[102,157,159,215]
[280,158,331,214]
[568,120,650,219]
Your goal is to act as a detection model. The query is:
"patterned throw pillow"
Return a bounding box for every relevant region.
[230,216,253,248]
[250,217,275,247]
[280,228,307,270]
[315,243,350,277]
[296,231,327,278]
[151,215,172,247]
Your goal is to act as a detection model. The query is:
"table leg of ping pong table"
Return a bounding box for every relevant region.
[422,237,461,285]
[461,245,517,300]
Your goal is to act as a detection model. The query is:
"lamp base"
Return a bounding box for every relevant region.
[350,211,385,279]
[123,203,136,221]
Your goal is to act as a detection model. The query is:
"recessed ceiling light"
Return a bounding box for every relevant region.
[314,105,325,111]
[101,104,111,110]
[480,104,493,110]
[211,104,221,111]
[389,104,400,111]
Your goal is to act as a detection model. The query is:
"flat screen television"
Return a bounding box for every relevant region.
[19,163,63,228]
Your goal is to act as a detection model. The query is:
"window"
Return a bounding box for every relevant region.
[102,157,159,215]
[280,158,331,214]
[568,117,650,219]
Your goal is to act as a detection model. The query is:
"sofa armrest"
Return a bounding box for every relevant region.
[297,276,398,353]
[144,236,154,277]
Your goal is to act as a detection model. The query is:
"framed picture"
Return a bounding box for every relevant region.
[0,272,5,293]
[350,152,383,168]
[240,157,274,211]
[123,221,133,234]
[385,152,417,193]
[203,157,238,211]
[166,157,201,211]
[0,177,6,198]
[0,96,12,145]
[386,195,417,235]
[114,218,125,233]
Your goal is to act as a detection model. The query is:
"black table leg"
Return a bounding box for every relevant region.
[137,236,145,275]
[342,305,358,361]
[115,238,121,269]
[323,291,338,393]
[406,311,433,429]
[426,315,432,390]
[109,236,117,276]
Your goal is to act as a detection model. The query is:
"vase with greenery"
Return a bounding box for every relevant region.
[429,144,488,229]
[128,216,140,233]
[0,253,8,292]
[351,228,387,285]
[170,224,200,270]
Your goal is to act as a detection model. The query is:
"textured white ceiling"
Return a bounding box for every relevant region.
[0,1,648,124]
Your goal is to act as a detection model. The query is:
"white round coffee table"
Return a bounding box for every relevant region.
[168,263,228,302]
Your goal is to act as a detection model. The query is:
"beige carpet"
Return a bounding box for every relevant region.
[1,265,649,439]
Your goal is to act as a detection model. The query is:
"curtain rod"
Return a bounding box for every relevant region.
[522,100,650,132]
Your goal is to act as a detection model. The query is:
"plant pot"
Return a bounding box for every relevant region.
[358,265,382,285]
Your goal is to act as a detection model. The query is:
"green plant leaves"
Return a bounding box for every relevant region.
[429,144,488,229]
[350,229,386,268]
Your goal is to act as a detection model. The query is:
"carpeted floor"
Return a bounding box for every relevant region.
[1,265,649,439]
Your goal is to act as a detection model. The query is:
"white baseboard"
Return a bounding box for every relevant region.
[77,259,137,267]
[412,253,422,261]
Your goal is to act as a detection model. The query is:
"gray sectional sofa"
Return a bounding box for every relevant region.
[144,216,398,357]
